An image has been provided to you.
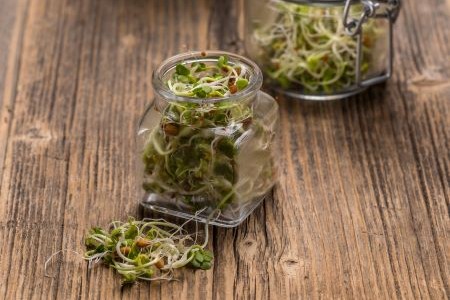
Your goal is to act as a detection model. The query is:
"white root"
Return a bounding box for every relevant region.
[44,249,83,278]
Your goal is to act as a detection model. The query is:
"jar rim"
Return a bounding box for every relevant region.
[272,0,364,18]
[152,51,263,104]
[281,0,357,5]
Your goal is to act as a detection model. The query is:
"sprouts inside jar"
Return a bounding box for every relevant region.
[166,55,250,98]
[252,1,379,94]
[140,54,276,222]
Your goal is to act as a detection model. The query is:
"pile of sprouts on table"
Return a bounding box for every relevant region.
[84,218,213,284]
[252,1,378,93]
[140,55,274,219]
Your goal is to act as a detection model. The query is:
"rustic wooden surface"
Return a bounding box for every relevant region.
[0,0,448,299]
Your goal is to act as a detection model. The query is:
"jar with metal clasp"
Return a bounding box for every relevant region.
[244,0,401,100]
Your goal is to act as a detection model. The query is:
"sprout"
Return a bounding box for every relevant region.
[84,217,213,285]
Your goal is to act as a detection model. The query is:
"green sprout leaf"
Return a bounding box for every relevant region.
[217,55,228,68]
[176,75,190,83]
[193,87,207,98]
[188,248,214,270]
[124,224,138,239]
[202,86,212,94]
[236,78,248,90]
[176,64,190,76]
[195,62,207,72]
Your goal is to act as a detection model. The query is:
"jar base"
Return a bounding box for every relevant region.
[140,194,269,228]
[274,86,368,101]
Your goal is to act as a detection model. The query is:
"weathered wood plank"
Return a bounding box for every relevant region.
[0,0,448,299]
[0,0,28,195]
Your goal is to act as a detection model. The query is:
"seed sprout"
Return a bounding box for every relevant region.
[252,1,378,93]
[84,217,213,285]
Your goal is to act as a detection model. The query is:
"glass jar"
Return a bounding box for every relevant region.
[138,51,279,227]
[244,0,401,100]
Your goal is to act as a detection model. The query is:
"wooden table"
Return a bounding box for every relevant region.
[0,0,448,299]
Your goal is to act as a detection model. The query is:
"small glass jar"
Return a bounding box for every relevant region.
[138,51,279,227]
[244,0,401,100]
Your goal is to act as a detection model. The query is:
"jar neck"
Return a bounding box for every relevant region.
[152,51,263,106]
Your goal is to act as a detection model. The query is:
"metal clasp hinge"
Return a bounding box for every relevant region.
[343,0,400,36]
[343,0,380,37]
[342,0,401,87]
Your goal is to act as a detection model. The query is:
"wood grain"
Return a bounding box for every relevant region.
[0,0,448,299]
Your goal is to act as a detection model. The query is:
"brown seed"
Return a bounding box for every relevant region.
[155,258,165,269]
[120,246,131,256]
[136,237,152,248]
[363,36,372,47]
[235,66,241,75]
[201,51,206,57]
[242,117,253,129]
[163,123,179,136]
[229,85,238,94]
